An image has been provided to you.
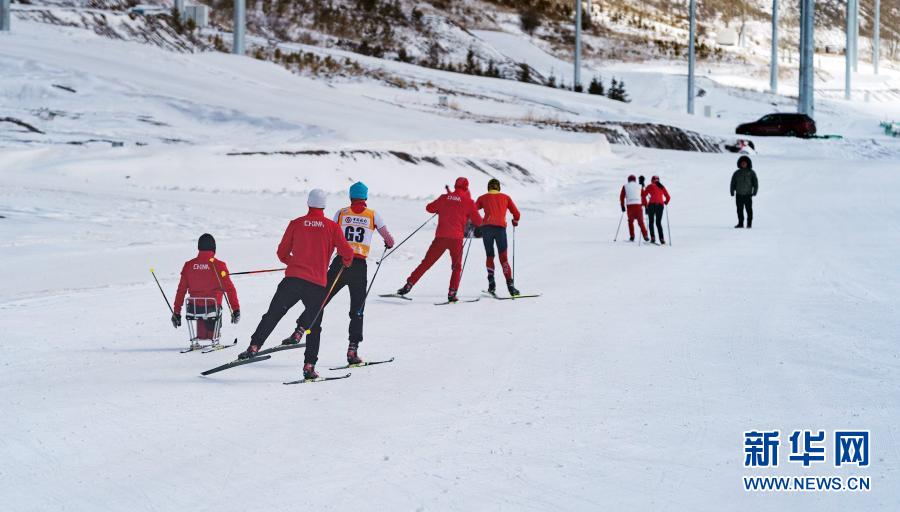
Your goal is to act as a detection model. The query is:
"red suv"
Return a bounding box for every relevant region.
[736,113,817,138]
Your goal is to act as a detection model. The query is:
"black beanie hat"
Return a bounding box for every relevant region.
[198,233,216,252]
[488,178,501,191]
[738,156,753,169]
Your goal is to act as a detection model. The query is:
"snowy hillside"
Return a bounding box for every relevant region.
[2,12,900,512]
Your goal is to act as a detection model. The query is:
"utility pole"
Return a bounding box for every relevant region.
[798,0,815,117]
[873,0,880,74]
[687,0,696,114]
[851,0,859,72]
[1,0,10,32]
[770,0,779,94]
[574,0,582,91]
[233,0,245,55]
[845,0,852,99]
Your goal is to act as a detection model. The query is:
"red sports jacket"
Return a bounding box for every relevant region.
[643,183,671,205]
[426,178,483,239]
[277,208,354,286]
[173,250,239,314]
[476,191,521,228]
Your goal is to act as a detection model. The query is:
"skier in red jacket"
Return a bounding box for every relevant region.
[171,233,240,346]
[642,175,671,244]
[396,177,483,303]
[619,175,649,242]
[239,189,355,380]
[475,178,521,296]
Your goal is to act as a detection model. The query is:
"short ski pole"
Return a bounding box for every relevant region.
[304,266,345,334]
[229,268,286,276]
[150,268,174,315]
[666,206,672,247]
[208,258,233,315]
[613,211,624,241]
[357,246,388,316]
[382,213,437,260]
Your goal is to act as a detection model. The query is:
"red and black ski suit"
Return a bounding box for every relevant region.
[406,178,483,292]
[475,191,520,281]
[173,250,239,339]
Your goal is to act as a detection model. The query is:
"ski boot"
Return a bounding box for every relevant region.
[347,344,364,365]
[747,220,752,229]
[660,239,666,245]
[302,363,319,380]
[734,222,744,229]
[396,282,413,296]
[238,344,260,360]
[447,289,459,303]
[643,236,650,242]
[629,236,635,242]
[650,237,656,244]
[487,274,496,295]
[281,328,305,346]
[506,280,520,297]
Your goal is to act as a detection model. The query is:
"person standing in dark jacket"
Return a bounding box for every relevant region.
[730,156,759,228]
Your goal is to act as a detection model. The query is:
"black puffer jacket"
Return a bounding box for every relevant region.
[731,157,758,196]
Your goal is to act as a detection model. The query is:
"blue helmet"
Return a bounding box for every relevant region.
[349,181,368,200]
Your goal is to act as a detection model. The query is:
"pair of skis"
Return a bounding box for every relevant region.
[282,357,396,385]
[200,342,394,385]
[482,291,541,300]
[180,339,237,354]
[379,293,481,305]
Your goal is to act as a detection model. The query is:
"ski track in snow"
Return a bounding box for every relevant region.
[1,18,900,512]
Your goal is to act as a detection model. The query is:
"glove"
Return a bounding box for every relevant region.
[473,226,483,238]
[171,313,181,328]
[638,175,645,186]
[384,242,394,249]
[343,259,353,269]
[621,205,626,212]
[511,219,519,227]
[231,309,240,324]
[731,192,735,197]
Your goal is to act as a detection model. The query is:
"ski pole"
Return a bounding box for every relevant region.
[303,266,345,334]
[613,211,625,241]
[208,258,233,316]
[666,206,672,247]
[459,236,473,282]
[512,224,516,282]
[150,268,174,315]
[382,213,437,261]
[357,246,388,316]
[229,267,286,276]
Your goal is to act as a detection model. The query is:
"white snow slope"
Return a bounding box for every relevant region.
[2,21,900,512]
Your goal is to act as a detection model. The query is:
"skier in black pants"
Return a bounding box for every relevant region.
[730,155,759,228]
[238,189,355,381]
[281,182,395,365]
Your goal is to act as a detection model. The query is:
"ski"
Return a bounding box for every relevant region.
[257,342,306,357]
[328,357,395,370]
[180,345,206,354]
[201,339,238,354]
[378,294,412,301]
[283,372,352,385]
[434,297,481,305]
[482,291,541,300]
[200,355,272,376]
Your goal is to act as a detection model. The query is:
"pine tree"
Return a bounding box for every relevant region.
[518,63,531,83]
[588,76,605,96]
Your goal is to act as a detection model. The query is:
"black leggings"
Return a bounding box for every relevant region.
[302,257,367,350]
[647,203,665,240]
[250,277,326,364]
[481,225,508,257]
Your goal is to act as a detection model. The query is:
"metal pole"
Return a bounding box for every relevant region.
[845,0,852,99]
[574,0,582,90]
[687,0,696,114]
[0,0,10,32]
[770,0,779,94]
[873,0,880,74]
[233,0,245,55]
[852,0,859,72]
[798,0,815,117]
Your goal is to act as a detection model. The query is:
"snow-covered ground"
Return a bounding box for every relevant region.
[2,18,900,511]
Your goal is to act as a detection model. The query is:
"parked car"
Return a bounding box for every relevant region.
[736,113,817,138]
